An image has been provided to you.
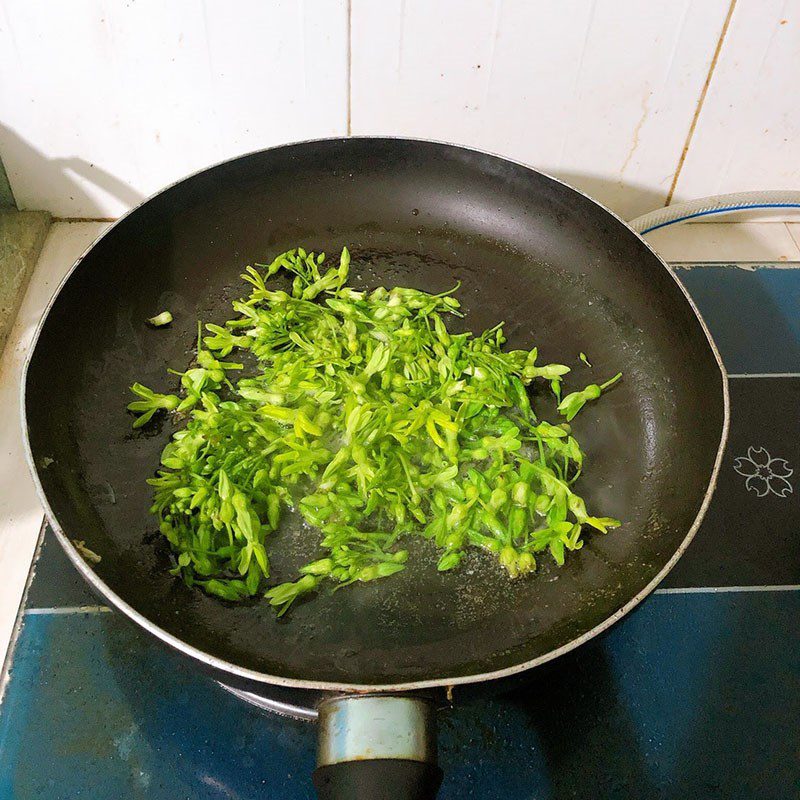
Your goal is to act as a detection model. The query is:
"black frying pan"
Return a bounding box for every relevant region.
[23,138,728,798]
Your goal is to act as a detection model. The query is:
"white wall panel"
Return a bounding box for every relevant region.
[672,1,800,203]
[0,0,348,217]
[351,0,730,220]
[4,1,797,222]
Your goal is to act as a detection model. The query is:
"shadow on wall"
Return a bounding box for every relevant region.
[553,170,668,223]
[0,123,144,217]
[3,127,783,236]
[0,123,672,223]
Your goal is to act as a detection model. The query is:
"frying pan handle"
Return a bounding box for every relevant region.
[312,694,442,800]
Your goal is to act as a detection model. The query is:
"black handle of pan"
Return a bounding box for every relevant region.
[312,694,442,800]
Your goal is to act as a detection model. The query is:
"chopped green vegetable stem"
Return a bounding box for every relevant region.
[148,311,173,327]
[129,247,621,614]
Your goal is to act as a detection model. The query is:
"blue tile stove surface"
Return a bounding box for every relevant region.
[2,264,798,799]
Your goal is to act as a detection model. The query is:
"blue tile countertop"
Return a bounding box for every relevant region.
[677,265,800,374]
[2,264,799,800]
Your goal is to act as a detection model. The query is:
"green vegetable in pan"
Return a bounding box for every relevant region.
[557,373,622,422]
[129,247,621,614]
[148,310,174,327]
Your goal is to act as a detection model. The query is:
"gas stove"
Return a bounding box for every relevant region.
[1,263,798,799]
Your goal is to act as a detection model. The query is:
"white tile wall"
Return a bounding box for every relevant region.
[672,0,800,202]
[350,0,731,220]
[0,0,348,218]
[1,0,799,222]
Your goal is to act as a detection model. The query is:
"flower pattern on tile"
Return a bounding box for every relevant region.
[733,447,794,498]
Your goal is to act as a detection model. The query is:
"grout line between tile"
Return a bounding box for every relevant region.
[24,606,112,616]
[655,585,800,595]
[346,0,352,135]
[728,373,800,379]
[665,0,738,205]
[672,260,800,269]
[51,216,116,223]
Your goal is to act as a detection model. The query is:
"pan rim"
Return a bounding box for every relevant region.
[20,135,731,693]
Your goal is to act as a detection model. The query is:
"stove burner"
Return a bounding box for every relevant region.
[216,682,322,721]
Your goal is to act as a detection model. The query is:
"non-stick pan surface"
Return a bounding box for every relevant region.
[23,138,727,690]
